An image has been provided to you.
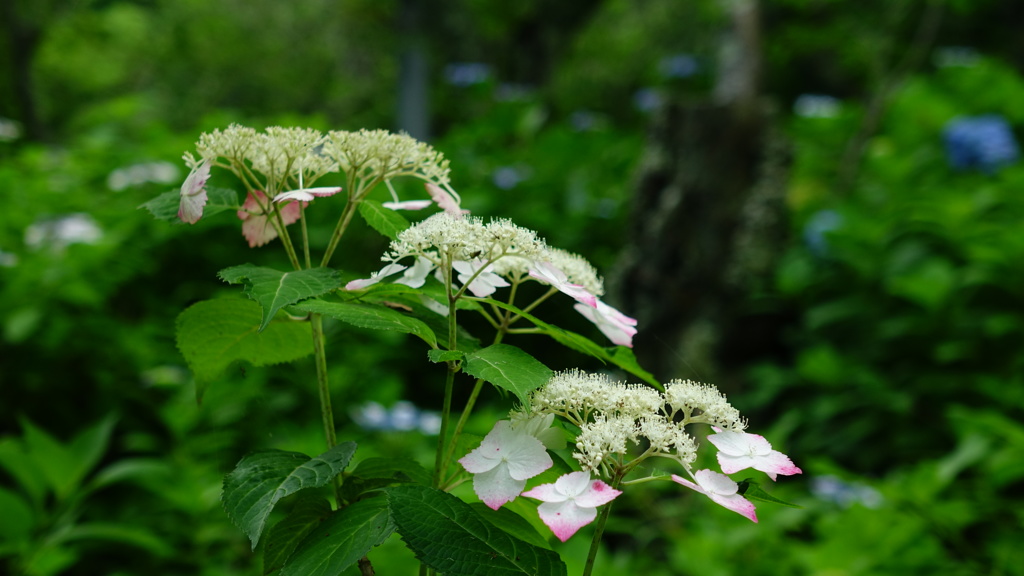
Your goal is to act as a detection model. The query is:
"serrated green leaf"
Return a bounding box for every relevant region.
[176,298,314,403]
[340,457,431,503]
[481,298,661,388]
[263,496,333,575]
[293,298,437,348]
[139,186,239,223]
[470,504,551,550]
[223,442,357,549]
[358,199,411,240]
[219,265,342,332]
[280,498,394,576]
[737,479,802,508]
[387,484,566,576]
[428,349,465,363]
[463,344,552,406]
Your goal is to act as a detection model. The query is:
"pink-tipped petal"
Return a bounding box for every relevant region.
[273,187,343,203]
[528,262,598,308]
[426,182,468,218]
[177,159,211,224]
[383,200,433,210]
[473,462,527,510]
[574,300,638,347]
[536,500,598,542]
[344,263,407,290]
[573,480,622,508]
[237,190,304,248]
[708,430,802,480]
[521,483,568,503]
[673,471,758,523]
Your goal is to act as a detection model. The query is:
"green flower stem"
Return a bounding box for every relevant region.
[320,173,360,267]
[440,327,507,487]
[582,471,624,576]
[310,313,342,507]
[432,261,459,489]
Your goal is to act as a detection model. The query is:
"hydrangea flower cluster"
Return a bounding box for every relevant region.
[176,125,461,239]
[460,370,801,538]
[347,213,638,346]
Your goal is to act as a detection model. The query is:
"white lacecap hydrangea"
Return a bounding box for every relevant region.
[387,213,546,266]
[322,129,451,185]
[664,379,746,431]
[574,414,637,470]
[637,417,697,466]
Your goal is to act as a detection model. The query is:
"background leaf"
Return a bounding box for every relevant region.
[462,344,552,406]
[222,442,357,549]
[175,298,314,403]
[386,484,566,576]
[280,497,394,576]
[218,264,342,332]
[358,199,412,240]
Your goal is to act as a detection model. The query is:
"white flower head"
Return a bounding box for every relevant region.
[664,379,745,431]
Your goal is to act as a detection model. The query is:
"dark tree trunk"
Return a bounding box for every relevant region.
[611,0,790,389]
[2,0,45,141]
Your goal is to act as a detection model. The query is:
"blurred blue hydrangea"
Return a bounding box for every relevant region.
[352,401,441,435]
[943,115,1020,172]
[810,475,883,508]
[658,54,699,79]
[803,209,843,257]
[444,63,492,87]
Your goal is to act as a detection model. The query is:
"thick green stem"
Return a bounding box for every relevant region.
[582,472,623,576]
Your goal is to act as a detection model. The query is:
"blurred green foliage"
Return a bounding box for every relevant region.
[2,0,1024,574]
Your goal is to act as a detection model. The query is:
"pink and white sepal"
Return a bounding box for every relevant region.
[521,471,622,542]
[707,429,802,481]
[459,421,553,510]
[672,470,758,523]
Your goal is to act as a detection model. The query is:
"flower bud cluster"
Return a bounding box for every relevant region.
[186,124,450,196]
[525,370,739,473]
[386,213,547,265]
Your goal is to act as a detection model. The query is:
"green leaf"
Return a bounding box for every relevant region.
[470,504,551,550]
[222,442,358,549]
[0,438,47,507]
[386,484,566,576]
[263,496,333,575]
[463,344,552,406]
[481,298,661,388]
[55,522,173,558]
[219,265,342,332]
[358,199,411,240]
[176,298,314,403]
[0,487,35,542]
[341,457,431,504]
[737,479,802,508]
[293,298,437,348]
[428,349,465,364]
[280,498,394,576]
[18,417,114,501]
[139,186,239,223]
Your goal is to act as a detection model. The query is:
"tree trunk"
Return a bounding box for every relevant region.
[611,0,790,389]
